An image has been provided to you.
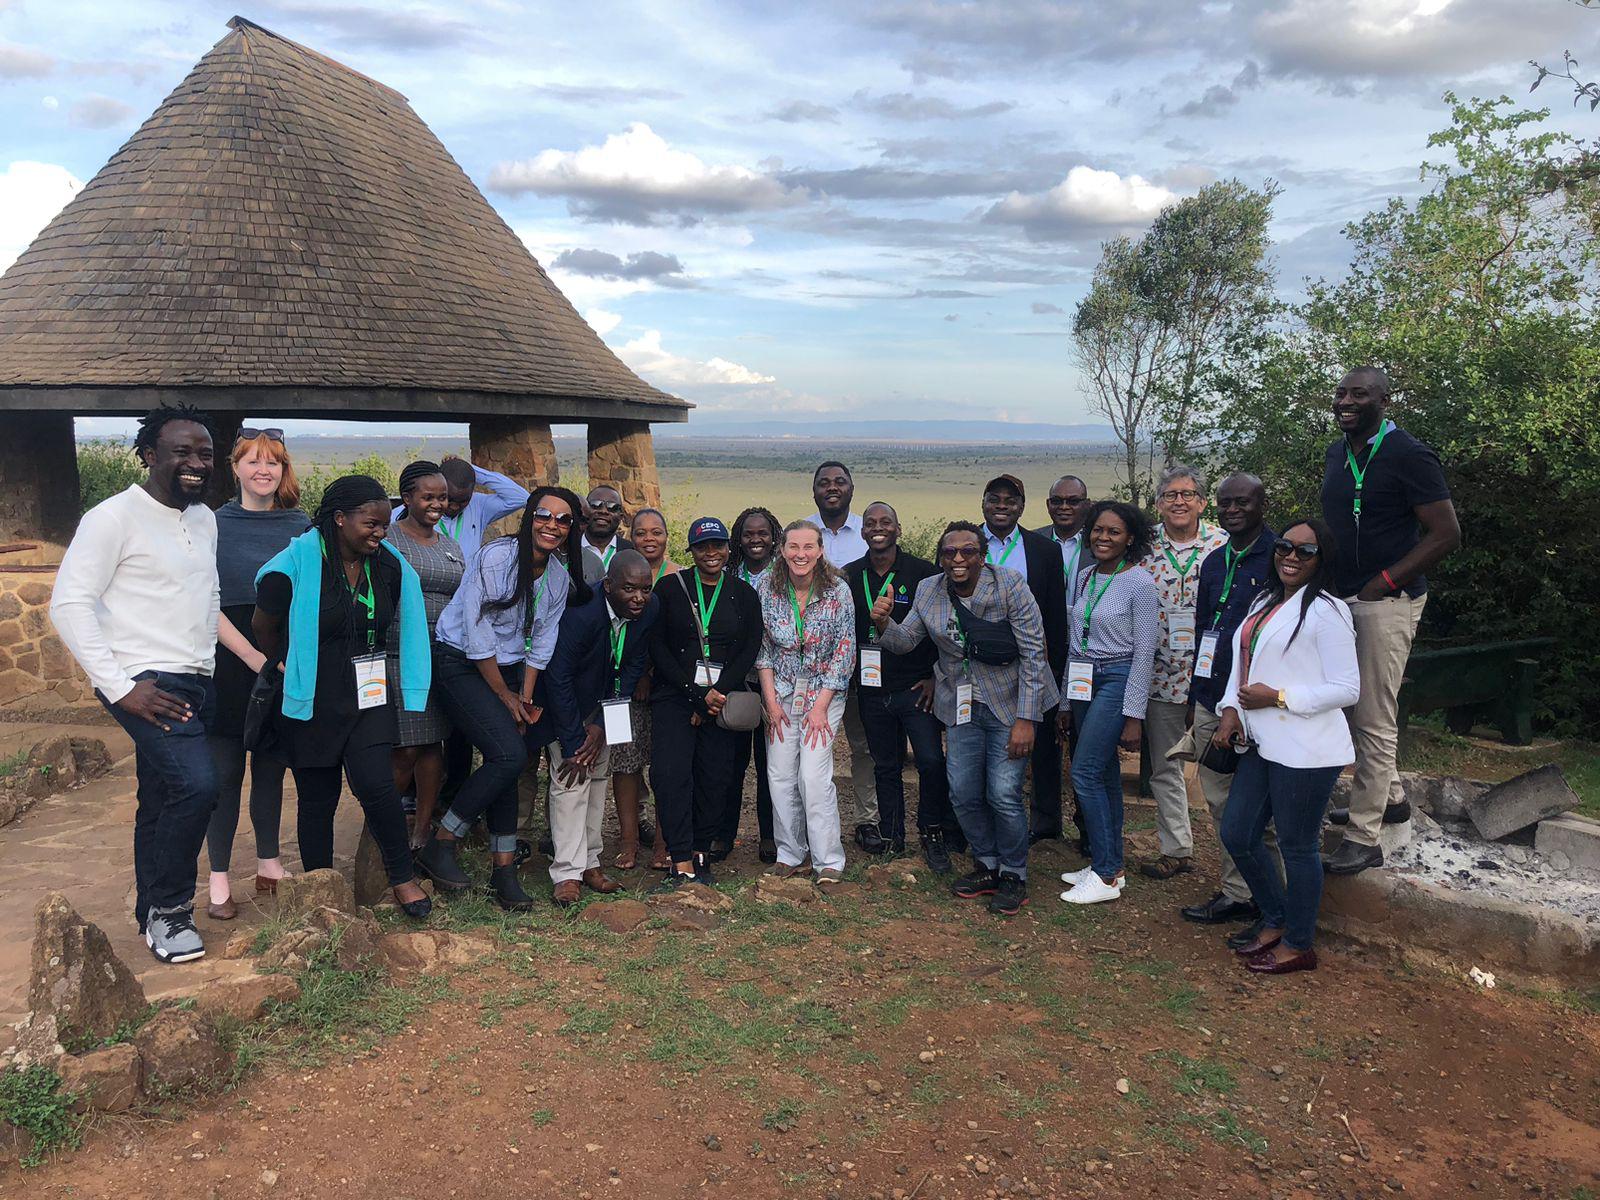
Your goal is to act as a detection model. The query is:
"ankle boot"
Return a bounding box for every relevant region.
[489,864,537,912]
[414,835,471,891]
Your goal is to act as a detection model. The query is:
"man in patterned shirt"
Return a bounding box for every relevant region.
[1138,465,1228,881]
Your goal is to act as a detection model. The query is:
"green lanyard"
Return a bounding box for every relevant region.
[1209,534,1262,629]
[1058,535,1081,595]
[789,582,813,647]
[441,514,462,541]
[601,543,617,569]
[320,534,376,650]
[739,563,766,585]
[1344,421,1390,525]
[987,533,1018,567]
[652,561,667,584]
[1162,539,1204,606]
[693,572,725,659]
[1246,602,1284,663]
[861,569,895,642]
[521,575,548,657]
[1080,563,1129,647]
[609,620,628,696]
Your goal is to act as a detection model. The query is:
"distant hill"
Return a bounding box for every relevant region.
[656,419,1116,443]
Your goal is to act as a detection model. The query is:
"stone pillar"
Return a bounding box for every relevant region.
[469,416,559,488]
[586,419,661,512]
[0,412,80,545]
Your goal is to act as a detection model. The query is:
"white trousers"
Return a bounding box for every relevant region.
[767,692,848,874]
[546,741,611,884]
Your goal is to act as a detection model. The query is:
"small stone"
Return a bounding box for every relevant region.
[1549,851,1572,872]
[1114,1078,1130,1095]
[866,1080,884,1095]
[1270,1064,1286,1077]
[704,1134,722,1152]
[919,1051,936,1064]
[260,1169,279,1186]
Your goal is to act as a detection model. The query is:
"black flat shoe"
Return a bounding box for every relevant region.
[1323,840,1383,875]
[692,852,716,886]
[1182,893,1261,925]
[398,893,433,920]
[855,823,888,855]
[758,838,777,864]
[707,839,733,863]
[537,835,555,858]
[1382,800,1412,825]
[414,835,472,891]
[489,864,537,912]
[1226,917,1267,951]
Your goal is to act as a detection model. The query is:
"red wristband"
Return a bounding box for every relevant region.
[1381,569,1398,591]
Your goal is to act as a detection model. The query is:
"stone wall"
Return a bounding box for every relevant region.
[587,419,662,512]
[0,546,92,713]
[469,417,559,488]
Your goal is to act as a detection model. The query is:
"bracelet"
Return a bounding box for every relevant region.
[1381,569,1398,591]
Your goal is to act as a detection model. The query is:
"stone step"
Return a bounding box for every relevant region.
[1534,813,1600,875]
[1466,764,1580,841]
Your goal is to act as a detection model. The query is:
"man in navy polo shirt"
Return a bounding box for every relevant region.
[1320,366,1460,875]
[1181,473,1280,926]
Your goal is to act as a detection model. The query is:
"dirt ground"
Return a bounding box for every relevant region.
[8,728,1600,1200]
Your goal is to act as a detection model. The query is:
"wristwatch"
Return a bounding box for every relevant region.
[1275,689,1288,709]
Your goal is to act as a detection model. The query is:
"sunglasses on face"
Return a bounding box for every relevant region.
[1046,495,1088,506]
[236,427,285,444]
[1159,489,1202,503]
[532,508,576,528]
[939,546,983,561]
[589,500,623,513]
[1273,538,1321,561]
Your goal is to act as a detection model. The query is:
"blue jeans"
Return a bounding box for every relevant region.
[99,671,218,924]
[1220,750,1342,952]
[1069,659,1130,881]
[945,701,1029,878]
[430,647,529,853]
[858,685,953,844]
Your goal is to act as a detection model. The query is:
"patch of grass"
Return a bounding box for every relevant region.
[1161,984,1201,1017]
[65,1003,159,1054]
[530,1107,555,1127]
[0,1065,83,1167]
[909,1073,949,1107]
[0,749,28,780]
[761,1097,805,1131]
[760,925,809,949]
[790,999,851,1039]
[557,1003,618,1040]
[1177,1107,1268,1154]
[1156,1051,1238,1097]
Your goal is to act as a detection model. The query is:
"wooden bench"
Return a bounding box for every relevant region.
[1397,638,1555,746]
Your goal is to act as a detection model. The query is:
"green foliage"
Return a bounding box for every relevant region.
[0,1064,82,1167]
[76,439,145,514]
[0,750,26,779]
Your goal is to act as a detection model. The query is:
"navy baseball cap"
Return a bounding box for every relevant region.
[687,516,731,546]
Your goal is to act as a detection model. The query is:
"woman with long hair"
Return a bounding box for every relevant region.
[252,475,432,919]
[610,507,677,870]
[1058,500,1160,906]
[756,520,856,886]
[415,486,586,910]
[718,506,782,862]
[1214,518,1359,974]
[205,428,308,919]
[386,461,465,848]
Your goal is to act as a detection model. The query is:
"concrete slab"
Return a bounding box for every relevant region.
[1535,813,1600,876]
[1467,764,1580,841]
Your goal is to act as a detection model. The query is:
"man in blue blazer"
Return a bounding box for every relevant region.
[532,550,659,907]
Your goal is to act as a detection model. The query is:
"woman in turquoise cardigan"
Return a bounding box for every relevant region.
[253,475,433,919]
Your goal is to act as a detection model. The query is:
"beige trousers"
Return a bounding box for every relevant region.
[1144,699,1194,858]
[546,742,612,884]
[839,690,879,826]
[1345,593,1426,848]
[1191,703,1282,902]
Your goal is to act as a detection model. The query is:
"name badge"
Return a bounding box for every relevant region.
[1066,658,1094,703]
[602,698,633,745]
[859,647,883,688]
[954,682,973,725]
[1167,608,1197,652]
[353,654,387,710]
[1194,631,1221,680]
[695,660,723,688]
[792,683,812,715]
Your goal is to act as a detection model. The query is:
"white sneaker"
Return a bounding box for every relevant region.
[1060,866,1095,886]
[1060,874,1124,905]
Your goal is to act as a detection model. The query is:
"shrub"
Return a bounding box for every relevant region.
[76,440,144,514]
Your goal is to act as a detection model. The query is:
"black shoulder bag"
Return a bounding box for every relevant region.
[947,566,1020,667]
[241,658,285,755]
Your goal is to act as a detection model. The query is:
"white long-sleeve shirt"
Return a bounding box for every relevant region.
[50,485,220,703]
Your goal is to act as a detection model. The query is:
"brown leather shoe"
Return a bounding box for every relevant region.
[207,897,238,921]
[254,874,281,895]
[1247,948,1318,975]
[582,868,621,894]
[552,880,582,908]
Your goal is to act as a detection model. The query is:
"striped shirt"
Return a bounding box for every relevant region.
[1067,563,1161,719]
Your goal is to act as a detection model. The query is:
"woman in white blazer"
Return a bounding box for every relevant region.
[1212,518,1359,975]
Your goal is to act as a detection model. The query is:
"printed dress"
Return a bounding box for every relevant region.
[385,523,465,746]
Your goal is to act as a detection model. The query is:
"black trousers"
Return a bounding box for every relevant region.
[292,739,414,887]
[650,699,739,861]
[721,726,773,844]
[1029,704,1065,837]
[431,648,529,846]
[206,734,286,871]
[858,684,955,844]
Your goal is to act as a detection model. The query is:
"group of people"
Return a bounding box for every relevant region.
[48,364,1458,977]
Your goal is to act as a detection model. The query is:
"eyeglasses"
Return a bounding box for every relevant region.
[1159,489,1202,503]
[1046,495,1089,506]
[531,508,576,528]
[939,546,983,561]
[589,500,623,513]
[236,427,285,444]
[1273,538,1321,561]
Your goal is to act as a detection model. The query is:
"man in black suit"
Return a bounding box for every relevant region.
[532,549,660,907]
[978,474,1068,843]
[582,485,633,569]
[1035,473,1093,849]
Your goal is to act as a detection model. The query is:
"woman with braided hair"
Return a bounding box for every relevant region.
[386,461,465,847]
[252,475,433,919]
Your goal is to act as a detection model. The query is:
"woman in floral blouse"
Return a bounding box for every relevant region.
[756,520,856,885]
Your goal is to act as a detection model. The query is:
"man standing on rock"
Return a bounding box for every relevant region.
[1320,366,1459,875]
[51,405,222,964]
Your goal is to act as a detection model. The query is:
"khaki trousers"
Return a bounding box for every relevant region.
[1144,699,1194,858]
[840,690,879,827]
[1191,703,1281,903]
[546,742,611,884]
[1345,594,1426,848]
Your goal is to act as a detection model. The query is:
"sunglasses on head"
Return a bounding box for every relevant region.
[589,500,624,513]
[1273,538,1321,561]
[532,507,576,528]
[236,427,285,444]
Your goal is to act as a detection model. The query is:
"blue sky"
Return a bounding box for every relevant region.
[3,0,1598,437]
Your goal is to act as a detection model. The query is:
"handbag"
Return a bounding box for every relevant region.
[947,569,1020,666]
[676,572,762,731]
[241,658,284,755]
[1197,737,1244,775]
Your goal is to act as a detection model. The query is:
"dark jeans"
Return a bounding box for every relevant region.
[1029,703,1064,836]
[439,727,472,806]
[651,699,739,860]
[857,685,953,844]
[205,735,286,871]
[292,740,415,886]
[1069,659,1130,881]
[945,701,1029,877]
[431,646,529,854]
[99,671,217,924]
[722,726,773,844]
[1220,750,1342,952]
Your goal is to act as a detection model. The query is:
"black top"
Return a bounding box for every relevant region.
[1187,528,1276,713]
[255,550,401,768]
[843,549,939,693]
[1320,425,1451,598]
[1018,527,1069,678]
[649,570,762,714]
[532,589,660,757]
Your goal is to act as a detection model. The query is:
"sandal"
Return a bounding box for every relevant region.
[649,848,673,871]
[613,841,640,870]
[1140,854,1196,880]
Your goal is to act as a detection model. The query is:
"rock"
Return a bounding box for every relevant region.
[918,1050,936,1064]
[8,1010,65,1069]
[645,882,732,914]
[221,931,258,960]
[703,1134,722,1151]
[1114,1078,1130,1095]
[661,909,724,933]
[352,820,389,908]
[1467,764,1580,841]
[275,868,354,918]
[260,1168,279,1186]
[1534,814,1600,875]
[28,892,147,1049]
[752,875,817,905]
[379,929,495,974]
[579,899,650,934]
[133,1009,228,1094]
[304,906,381,970]
[58,1043,141,1113]
[193,974,302,1023]
[1548,850,1572,873]
[865,1079,884,1095]
[864,864,918,890]
[255,927,328,974]
[819,881,865,900]
[17,736,112,800]
[1504,844,1531,866]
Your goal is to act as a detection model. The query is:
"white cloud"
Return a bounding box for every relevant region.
[0,39,54,79]
[0,161,84,272]
[41,96,59,110]
[983,165,1176,241]
[68,94,136,129]
[585,306,622,335]
[616,329,776,388]
[487,123,807,225]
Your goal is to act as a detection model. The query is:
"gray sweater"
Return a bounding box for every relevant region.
[214,500,310,607]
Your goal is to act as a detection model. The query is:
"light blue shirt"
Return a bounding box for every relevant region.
[983,524,1029,584]
[803,510,869,567]
[436,465,529,564]
[434,538,571,668]
[1052,529,1087,607]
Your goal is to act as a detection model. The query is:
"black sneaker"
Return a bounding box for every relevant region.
[513,838,534,867]
[414,835,472,891]
[489,864,537,912]
[951,867,999,899]
[650,870,696,894]
[692,852,716,886]
[988,872,1027,916]
[921,830,953,875]
[855,823,888,855]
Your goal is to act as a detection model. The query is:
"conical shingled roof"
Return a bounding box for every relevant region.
[0,16,686,421]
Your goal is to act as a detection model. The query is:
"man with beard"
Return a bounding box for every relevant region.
[51,406,222,964]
